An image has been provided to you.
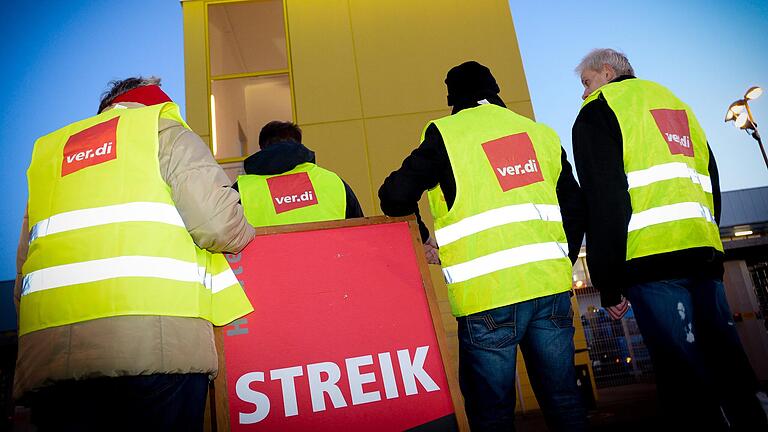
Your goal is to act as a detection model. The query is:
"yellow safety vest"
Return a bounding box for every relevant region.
[582,79,722,260]
[238,162,346,227]
[22,103,252,335]
[427,104,572,317]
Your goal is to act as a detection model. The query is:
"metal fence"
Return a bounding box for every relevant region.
[572,257,655,389]
[577,288,655,388]
[748,259,768,331]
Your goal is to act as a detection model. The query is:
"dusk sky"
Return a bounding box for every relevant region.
[1,1,766,280]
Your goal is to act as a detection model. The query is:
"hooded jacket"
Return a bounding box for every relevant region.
[233,140,363,219]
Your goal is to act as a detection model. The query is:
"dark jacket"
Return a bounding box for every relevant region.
[378,96,587,265]
[572,75,723,307]
[232,140,364,219]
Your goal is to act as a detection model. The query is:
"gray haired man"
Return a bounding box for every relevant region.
[571,48,767,430]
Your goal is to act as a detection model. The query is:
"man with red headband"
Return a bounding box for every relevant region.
[14,76,255,431]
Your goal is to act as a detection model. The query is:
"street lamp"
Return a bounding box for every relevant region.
[725,86,767,170]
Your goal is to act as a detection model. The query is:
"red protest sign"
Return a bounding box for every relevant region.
[218,218,460,431]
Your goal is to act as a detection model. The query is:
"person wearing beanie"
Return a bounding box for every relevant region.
[379,61,588,431]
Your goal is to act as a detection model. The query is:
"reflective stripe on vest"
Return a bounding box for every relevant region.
[626,162,712,193]
[426,104,572,317]
[442,242,569,284]
[582,79,723,260]
[628,202,715,232]
[203,251,252,325]
[29,202,185,242]
[23,256,200,296]
[239,162,346,227]
[201,262,241,294]
[434,203,562,247]
[192,247,252,325]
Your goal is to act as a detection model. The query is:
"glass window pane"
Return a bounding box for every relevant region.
[208,0,287,76]
[211,74,292,160]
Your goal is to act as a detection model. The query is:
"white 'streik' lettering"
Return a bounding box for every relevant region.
[235,345,440,424]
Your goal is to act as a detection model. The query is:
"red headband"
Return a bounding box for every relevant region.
[110,85,173,107]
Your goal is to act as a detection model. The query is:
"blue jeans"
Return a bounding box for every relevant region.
[28,373,210,432]
[457,291,587,431]
[627,278,768,430]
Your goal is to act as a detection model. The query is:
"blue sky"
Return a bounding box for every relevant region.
[510,0,768,190]
[0,1,186,280]
[1,1,767,280]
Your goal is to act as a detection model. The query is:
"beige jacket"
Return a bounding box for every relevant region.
[13,102,255,399]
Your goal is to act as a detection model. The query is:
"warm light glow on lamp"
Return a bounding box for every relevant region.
[735,112,750,129]
[745,86,763,101]
[725,86,767,170]
[725,100,746,122]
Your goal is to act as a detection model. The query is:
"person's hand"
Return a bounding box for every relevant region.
[606,296,629,320]
[424,237,440,265]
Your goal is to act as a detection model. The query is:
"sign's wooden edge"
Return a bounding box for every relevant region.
[404,218,468,430]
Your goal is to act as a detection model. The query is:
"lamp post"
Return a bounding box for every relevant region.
[725,86,767,170]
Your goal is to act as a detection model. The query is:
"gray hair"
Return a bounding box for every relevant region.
[98,76,162,113]
[575,49,635,77]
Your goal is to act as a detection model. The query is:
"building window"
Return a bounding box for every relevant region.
[207,0,293,161]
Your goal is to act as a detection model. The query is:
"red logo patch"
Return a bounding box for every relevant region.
[267,172,318,214]
[482,133,544,191]
[650,109,694,157]
[62,117,119,176]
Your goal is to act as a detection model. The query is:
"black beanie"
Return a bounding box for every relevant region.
[445,61,500,106]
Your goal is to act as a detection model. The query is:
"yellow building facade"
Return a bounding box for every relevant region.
[181,0,594,419]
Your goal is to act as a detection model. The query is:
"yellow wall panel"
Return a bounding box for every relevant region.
[300,120,373,214]
[286,0,362,125]
[505,100,536,122]
[184,0,597,417]
[182,1,211,141]
[349,0,532,118]
[364,109,449,209]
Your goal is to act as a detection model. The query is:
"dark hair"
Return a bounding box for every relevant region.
[259,121,302,149]
[97,76,161,114]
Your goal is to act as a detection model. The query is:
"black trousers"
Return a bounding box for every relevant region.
[27,373,209,432]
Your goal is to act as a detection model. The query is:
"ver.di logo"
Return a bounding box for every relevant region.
[482,132,544,191]
[267,172,318,214]
[650,109,694,157]
[61,117,119,176]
